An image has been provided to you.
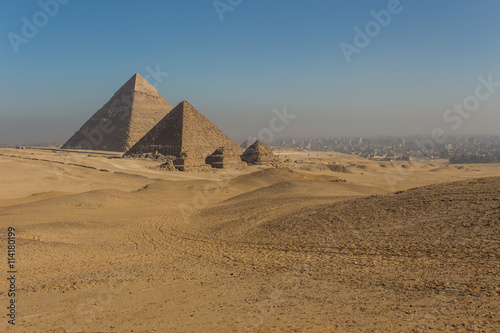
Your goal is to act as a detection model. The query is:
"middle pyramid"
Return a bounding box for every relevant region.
[124,100,242,171]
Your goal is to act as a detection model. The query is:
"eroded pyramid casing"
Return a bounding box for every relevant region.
[62,74,173,152]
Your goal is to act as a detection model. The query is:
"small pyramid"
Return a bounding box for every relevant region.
[62,74,173,152]
[125,101,241,171]
[240,140,251,149]
[241,140,280,166]
[206,146,247,169]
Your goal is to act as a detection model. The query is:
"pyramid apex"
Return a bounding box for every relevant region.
[133,73,158,94]
[127,73,143,82]
[246,140,272,153]
[173,100,195,110]
[115,73,158,96]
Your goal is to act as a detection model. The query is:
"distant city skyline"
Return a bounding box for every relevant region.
[1,0,499,145]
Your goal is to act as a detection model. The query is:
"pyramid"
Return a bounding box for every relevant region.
[240,140,251,149]
[205,146,247,169]
[62,74,173,152]
[241,140,281,166]
[124,100,242,171]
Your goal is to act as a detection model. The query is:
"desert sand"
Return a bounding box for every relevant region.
[0,147,499,332]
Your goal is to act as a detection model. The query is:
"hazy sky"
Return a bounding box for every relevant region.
[1,0,499,144]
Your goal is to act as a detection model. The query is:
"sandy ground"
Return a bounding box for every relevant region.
[0,147,499,332]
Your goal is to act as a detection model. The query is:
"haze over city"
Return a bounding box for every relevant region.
[1,0,499,145]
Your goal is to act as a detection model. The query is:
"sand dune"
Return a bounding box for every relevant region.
[206,177,500,251]
[0,191,72,208]
[220,180,383,205]
[1,148,500,332]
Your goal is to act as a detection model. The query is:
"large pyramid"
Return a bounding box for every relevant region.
[124,100,242,170]
[62,73,173,152]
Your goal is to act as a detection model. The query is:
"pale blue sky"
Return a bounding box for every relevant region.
[1,0,499,144]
